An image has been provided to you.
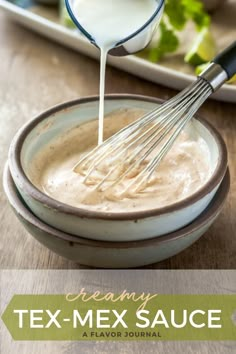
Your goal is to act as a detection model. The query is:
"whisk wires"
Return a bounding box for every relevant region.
[73,78,212,193]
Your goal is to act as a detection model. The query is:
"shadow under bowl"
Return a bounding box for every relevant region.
[3,164,230,268]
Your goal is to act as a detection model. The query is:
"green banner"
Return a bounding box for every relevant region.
[1,293,236,341]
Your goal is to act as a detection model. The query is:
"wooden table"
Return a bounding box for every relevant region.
[0,11,235,269]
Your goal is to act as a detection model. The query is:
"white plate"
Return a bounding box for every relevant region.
[0,0,236,103]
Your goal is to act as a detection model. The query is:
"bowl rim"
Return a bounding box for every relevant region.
[9,94,228,221]
[3,163,230,248]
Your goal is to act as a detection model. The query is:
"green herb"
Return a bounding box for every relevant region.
[148,22,179,62]
[147,0,210,62]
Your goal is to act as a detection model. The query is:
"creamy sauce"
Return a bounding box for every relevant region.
[72,0,157,143]
[29,109,212,213]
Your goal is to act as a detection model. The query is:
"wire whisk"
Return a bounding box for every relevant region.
[74,42,236,194]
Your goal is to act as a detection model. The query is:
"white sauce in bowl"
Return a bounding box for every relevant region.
[29,108,212,213]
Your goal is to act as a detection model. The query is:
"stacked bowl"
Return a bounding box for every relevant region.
[4,95,230,268]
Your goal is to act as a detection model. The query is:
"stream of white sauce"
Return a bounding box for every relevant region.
[72,0,158,144]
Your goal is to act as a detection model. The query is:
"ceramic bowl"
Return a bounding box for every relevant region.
[3,164,230,268]
[8,95,228,241]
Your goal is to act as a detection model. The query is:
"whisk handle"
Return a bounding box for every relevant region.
[213,41,236,79]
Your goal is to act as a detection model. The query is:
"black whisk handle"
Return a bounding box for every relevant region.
[213,41,236,79]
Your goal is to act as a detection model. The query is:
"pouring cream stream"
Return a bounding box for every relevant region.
[72,0,158,144]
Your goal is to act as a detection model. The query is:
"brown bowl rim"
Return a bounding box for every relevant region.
[9,94,228,221]
[3,164,230,248]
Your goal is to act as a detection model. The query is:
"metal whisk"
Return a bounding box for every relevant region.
[74,42,236,193]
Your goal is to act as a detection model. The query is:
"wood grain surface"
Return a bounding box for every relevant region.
[0,11,235,270]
